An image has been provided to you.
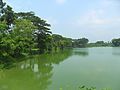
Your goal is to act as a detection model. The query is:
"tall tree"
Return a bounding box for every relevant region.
[0,0,6,16]
[16,12,52,54]
[0,5,15,29]
[0,21,8,57]
[11,19,36,56]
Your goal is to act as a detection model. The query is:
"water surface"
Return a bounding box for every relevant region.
[0,47,120,90]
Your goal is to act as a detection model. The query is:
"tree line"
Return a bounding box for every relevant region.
[88,39,120,47]
[0,0,74,59]
[0,0,120,59]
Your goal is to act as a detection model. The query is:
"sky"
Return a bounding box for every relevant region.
[5,0,120,42]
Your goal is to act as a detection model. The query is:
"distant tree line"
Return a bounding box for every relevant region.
[88,41,112,47]
[88,39,120,47]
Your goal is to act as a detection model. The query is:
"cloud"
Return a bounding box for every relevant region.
[56,0,66,4]
[102,0,113,7]
[76,9,120,28]
[77,10,106,26]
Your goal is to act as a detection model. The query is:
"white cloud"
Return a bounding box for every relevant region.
[56,0,66,4]
[76,9,120,28]
[102,0,113,7]
[77,10,106,26]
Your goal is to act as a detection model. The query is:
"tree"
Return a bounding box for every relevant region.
[0,21,8,57]
[73,38,89,48]
[52,34,63,51]
[0,5,15,29]
[52,34,72,51]
[0,19,36,57]
[16,12,52,54]
[0,0,6,16]
[112,38,120,47]
[11,19,36,56]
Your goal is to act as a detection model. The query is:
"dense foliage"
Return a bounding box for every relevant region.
[0,0,74,59]
[112,38,120,47]
[72,38,89,48]
[88,41,112,47]
[0,0,120,60]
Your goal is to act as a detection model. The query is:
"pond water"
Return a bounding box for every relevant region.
[0,47,120,90]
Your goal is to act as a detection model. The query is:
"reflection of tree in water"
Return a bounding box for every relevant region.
[0,50,72,90]
[19,58,53,90]
[42,50,72,65]
[73,48,89,56]
[0,57,15,69]
[112,47,120,56]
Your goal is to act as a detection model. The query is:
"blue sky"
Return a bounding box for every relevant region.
[5,0,120,42]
